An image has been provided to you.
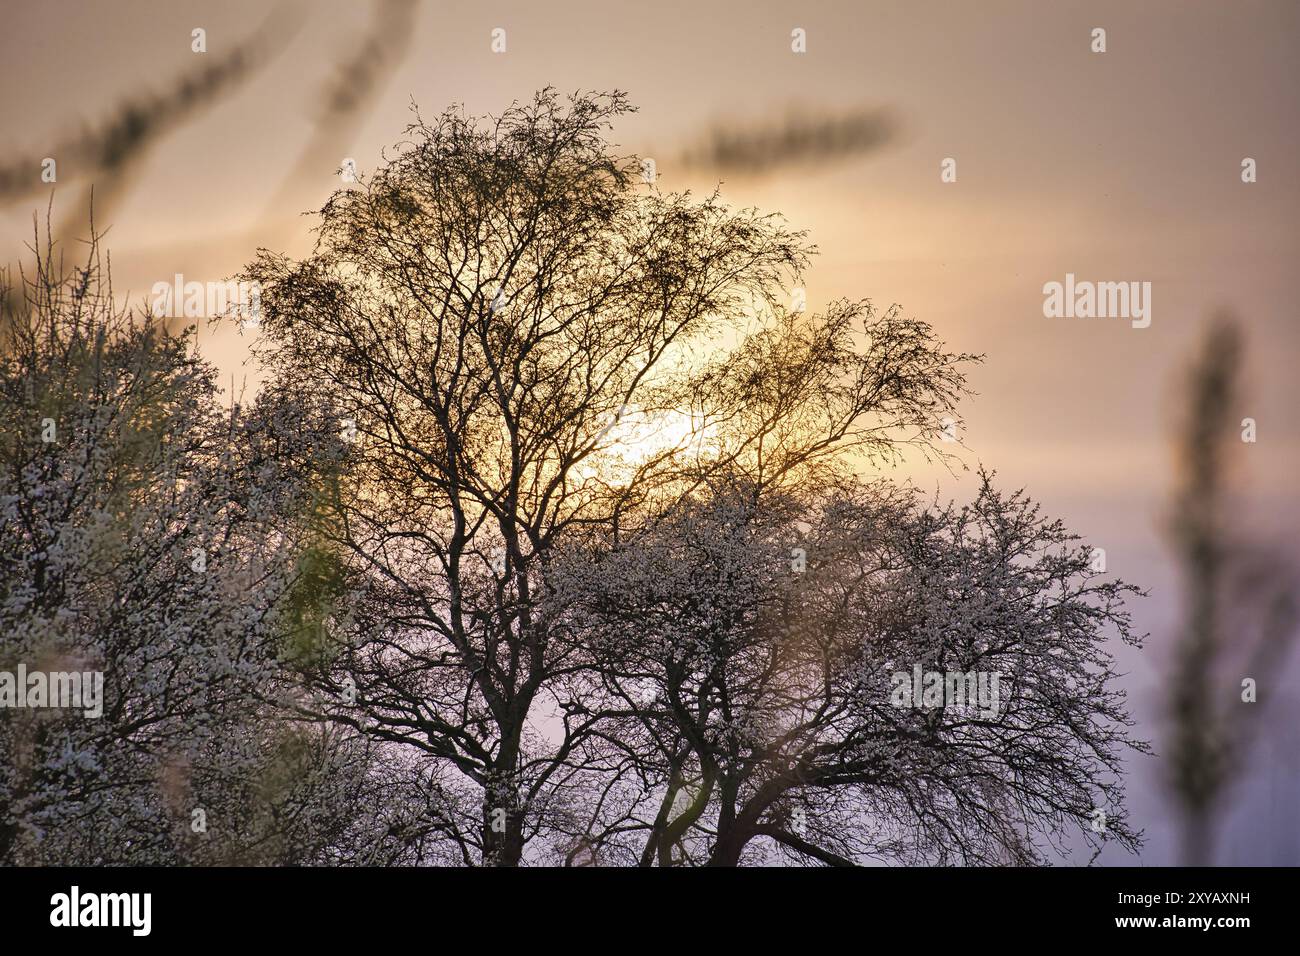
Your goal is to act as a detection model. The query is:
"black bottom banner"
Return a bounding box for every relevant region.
[0,865,1283,943]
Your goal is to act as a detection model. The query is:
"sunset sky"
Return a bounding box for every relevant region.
[3,0,1297,863]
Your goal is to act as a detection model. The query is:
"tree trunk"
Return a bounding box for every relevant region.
[482,730,526,866]
[707,831,749,867]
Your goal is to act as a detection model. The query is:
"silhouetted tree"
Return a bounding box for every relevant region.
[242,89,1142,867]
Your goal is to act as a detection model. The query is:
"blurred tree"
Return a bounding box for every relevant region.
[1165,316,1297,865]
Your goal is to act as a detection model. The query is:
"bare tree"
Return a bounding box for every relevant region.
[239,88,1068,866]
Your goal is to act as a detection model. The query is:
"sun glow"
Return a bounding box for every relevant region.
[576,406,715,483]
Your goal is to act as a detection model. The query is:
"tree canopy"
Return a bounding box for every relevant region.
[1,90,1145,866]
